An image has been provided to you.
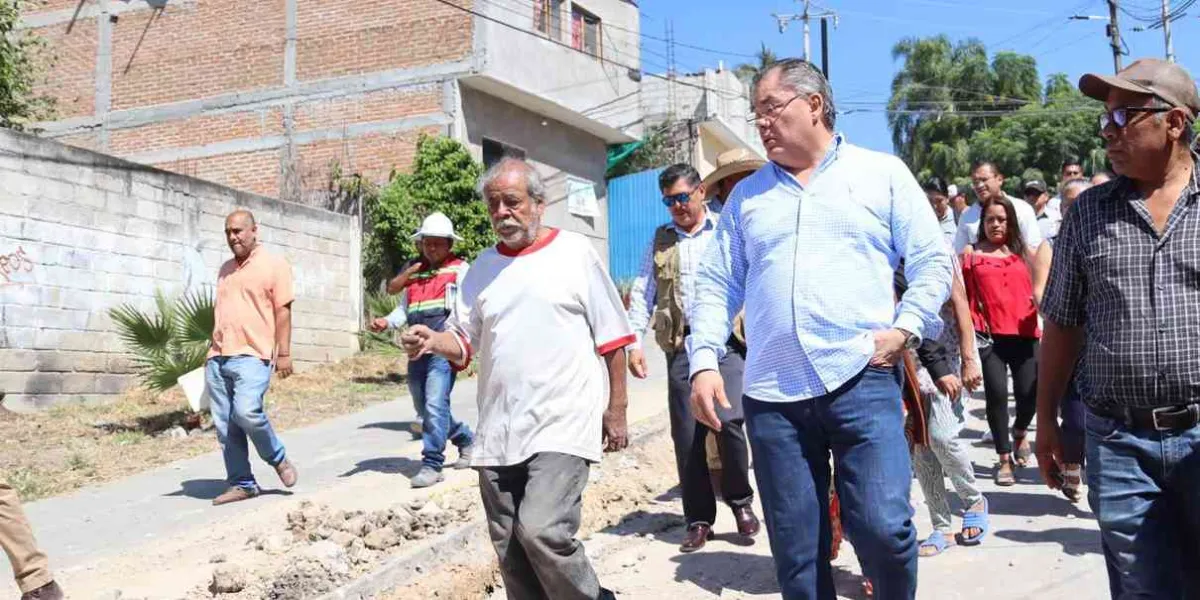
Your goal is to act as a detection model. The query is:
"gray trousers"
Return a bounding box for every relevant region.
[912,368,984,534]
[478,452,602,600]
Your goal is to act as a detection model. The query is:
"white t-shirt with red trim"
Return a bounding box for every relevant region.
[450,229,635,467]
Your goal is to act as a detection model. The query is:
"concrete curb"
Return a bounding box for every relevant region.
[316,410,672,600]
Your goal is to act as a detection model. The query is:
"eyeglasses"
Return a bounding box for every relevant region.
[747,94,802,124]
[1099,106,1173,131]
[661,187,699,207]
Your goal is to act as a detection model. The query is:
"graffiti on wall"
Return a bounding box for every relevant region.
[0,246,35,284]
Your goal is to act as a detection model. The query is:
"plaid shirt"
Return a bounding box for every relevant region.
[1041,170,1200,409]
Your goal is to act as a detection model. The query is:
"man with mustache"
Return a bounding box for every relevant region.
[401,158,631,599]
[1037,58,1200,598]
[688,58,952,599]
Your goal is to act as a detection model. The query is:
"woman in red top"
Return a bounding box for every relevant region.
[962,197,1040,487]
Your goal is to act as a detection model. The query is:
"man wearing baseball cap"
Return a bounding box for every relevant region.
[371,212,475,488]
[1036,58,1200,598]
[1021,179,1060,242]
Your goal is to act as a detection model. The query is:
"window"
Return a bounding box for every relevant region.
[533,0,563,40]
[571,5,601,58]
[482,138,526,169]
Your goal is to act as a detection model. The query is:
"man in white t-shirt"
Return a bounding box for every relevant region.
[401,158,631,600]
[953,161,1051,302]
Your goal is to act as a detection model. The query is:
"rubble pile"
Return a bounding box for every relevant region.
[207,494,481,598]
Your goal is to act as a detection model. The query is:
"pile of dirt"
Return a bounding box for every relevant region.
[202,491,482,598]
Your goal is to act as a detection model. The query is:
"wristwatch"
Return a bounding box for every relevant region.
[897,328,919,350]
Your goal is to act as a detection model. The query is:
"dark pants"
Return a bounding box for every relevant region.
[407,354,473,470]
[666,349,754,525]
[979,335,1038,455]
[477,452,605,600]
[1059,368,1087,465]
[745,366,917,600]
[1086,409,1200,599]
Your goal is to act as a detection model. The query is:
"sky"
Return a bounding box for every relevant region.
[634,0,1197,153]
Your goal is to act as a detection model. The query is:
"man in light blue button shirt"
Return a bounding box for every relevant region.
[687,59,952,599]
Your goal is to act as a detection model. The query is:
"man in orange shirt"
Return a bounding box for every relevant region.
[206,210,298,506]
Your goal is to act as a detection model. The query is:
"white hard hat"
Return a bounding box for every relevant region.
[411,212,462,241]
[947,184,959,197]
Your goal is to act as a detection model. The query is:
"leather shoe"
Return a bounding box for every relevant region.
[212,486,260,506]
[679,522,714,553]
[734,506,761,538]
[21,581,63,600]
[275,459,298,488]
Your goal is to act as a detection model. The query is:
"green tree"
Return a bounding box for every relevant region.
[968,78,1104,192]
[889,35,1102,190]
[0,0,54,129]
[733,43,778,84]
[364,135,492,288]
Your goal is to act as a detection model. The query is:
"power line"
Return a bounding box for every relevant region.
[986,0,1095,50]
[487,0,758,60]
[427,0,746,101]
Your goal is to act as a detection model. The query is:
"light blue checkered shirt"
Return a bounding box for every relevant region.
[686,134,953,402]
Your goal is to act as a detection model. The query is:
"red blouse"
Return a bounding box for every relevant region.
[961,252,1040,339]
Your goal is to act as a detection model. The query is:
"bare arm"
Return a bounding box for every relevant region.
[274,302,294,378]
[602,348,629,451]
[1029,242,1052,308]
[386,261,424,295]
[948,269,981,390]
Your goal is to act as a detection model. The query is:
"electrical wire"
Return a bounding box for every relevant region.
[427,0,747,101]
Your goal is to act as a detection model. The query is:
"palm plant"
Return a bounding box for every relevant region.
[359,290,404,354]
[109,288,215,392]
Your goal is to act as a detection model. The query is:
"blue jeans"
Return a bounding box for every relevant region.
[1060,368,1087,465]
[205,356,287,490]
[1085,409,1200,599]
[745,366,917,600]
[407,354,472,470]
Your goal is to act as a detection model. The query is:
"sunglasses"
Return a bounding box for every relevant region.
[1099,106,1173,131]
[661,188,698,207]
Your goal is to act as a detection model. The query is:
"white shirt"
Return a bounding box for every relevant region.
[953,195,1044,254]
[450,230,635,467]
[626,210,719,349]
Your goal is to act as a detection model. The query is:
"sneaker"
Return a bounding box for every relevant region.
[275,459,298,488]
[409,421,424,435]
[21,581,63,600]
[213,486,260,506]
[453,443,474,470]
[410,466,444,488]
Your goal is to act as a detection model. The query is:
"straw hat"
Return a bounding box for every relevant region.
[701,148,766,190]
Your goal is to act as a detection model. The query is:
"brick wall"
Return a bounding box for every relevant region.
[24,0,473,202]
[0,129,361,412]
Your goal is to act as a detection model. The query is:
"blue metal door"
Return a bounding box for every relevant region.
[607,168,668,285]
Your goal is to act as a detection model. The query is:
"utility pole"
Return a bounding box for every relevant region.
[1072,5,1123,74]
[820,17,830,79]
[802,0,811,62]
[1109,0,1123,72]
[1162,0,1176,62]
[773,1,838,75]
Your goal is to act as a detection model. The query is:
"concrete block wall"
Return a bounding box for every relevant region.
[0,129,362,412]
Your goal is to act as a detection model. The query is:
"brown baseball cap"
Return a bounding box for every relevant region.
[1079,59,1200,117]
